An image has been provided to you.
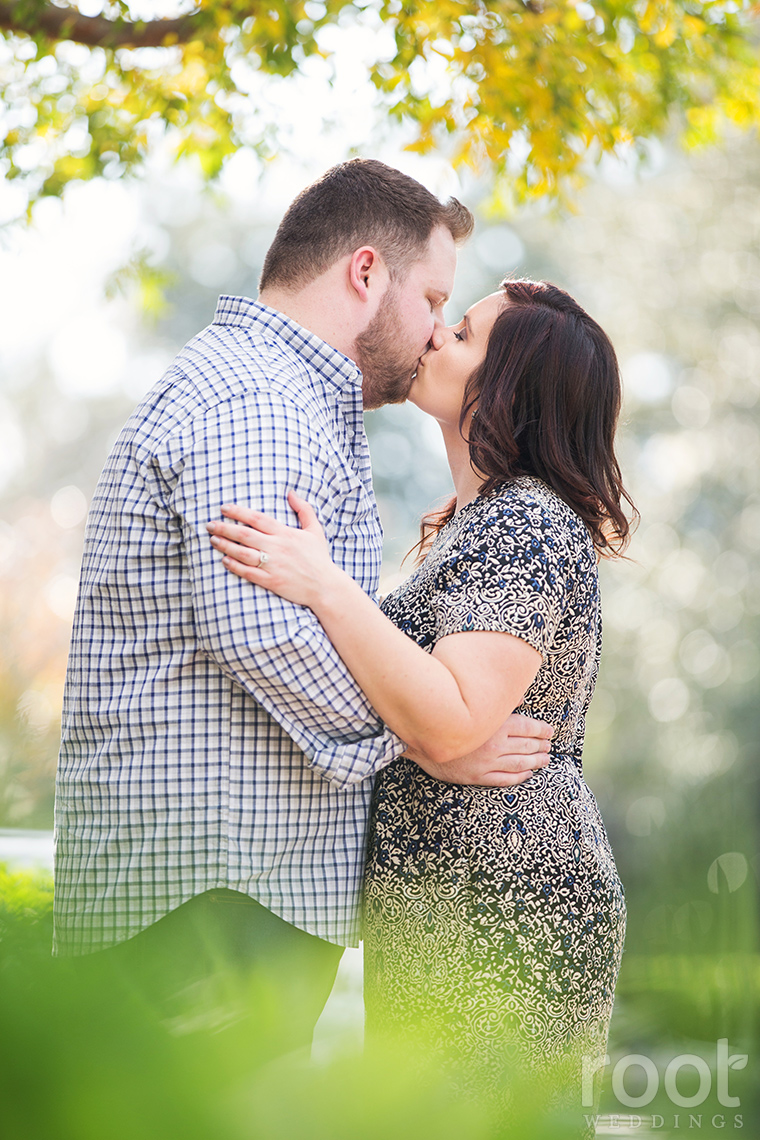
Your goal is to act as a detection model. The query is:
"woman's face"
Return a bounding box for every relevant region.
[408,292,505,427]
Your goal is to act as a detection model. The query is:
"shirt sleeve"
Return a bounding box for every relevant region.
[166,388,406,789]
[432,498,572,660]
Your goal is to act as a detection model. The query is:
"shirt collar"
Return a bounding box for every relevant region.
[213,295,363,396]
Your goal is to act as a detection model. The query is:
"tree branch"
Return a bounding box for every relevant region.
[0,2,202,49]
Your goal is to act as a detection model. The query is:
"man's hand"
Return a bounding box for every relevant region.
[409,713,553,786]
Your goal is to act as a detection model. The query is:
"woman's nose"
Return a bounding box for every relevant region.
[429,324,455,351]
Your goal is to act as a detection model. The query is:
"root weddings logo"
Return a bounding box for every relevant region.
[583,1115,743,1132]
[582,1040,748,1131]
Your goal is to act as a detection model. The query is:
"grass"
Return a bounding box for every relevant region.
[0,865,756,1138]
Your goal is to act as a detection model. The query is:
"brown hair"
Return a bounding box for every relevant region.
[415,278,637,561]
[259,158,473,292]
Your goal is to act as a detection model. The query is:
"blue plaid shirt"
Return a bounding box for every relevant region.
[54,297,405,954]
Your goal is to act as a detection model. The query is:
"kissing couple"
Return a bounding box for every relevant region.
[55,159,632,1124]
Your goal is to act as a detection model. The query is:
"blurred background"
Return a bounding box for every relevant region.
[0,2,758,1134]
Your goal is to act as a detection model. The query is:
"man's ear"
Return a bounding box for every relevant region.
[347,246,387,302]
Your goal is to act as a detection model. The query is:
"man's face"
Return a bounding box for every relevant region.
[356,225,457,410]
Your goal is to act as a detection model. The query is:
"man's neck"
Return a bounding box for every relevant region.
[258,281,359,364]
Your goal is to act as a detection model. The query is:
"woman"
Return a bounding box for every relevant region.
[207,279,634,1118]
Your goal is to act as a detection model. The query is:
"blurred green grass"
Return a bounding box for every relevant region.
[1,863,756,1139]
[0,865,583,1140]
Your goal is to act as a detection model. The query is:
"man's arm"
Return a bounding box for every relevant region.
[173,392,404,789]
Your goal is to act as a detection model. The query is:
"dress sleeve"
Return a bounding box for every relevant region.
[431,496,573,660]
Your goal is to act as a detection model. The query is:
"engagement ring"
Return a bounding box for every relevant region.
[258,550,270,566]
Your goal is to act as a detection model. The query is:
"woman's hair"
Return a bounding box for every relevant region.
[415,277,637,561]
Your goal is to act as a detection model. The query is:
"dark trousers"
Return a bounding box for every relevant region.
[98,890,344,1058]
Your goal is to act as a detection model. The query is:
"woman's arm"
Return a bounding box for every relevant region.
[207,494,542,766]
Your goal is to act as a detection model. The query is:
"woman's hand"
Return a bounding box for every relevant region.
[206,491,344,611]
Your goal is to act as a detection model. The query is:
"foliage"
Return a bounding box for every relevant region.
[0,894,580,1140]
[0,493,86,827]
[0,864,755,1135]
[1,0,760,211]
[0,862,53,969]
[0,861,53,924]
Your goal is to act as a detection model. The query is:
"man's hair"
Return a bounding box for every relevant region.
[259,158,473,292]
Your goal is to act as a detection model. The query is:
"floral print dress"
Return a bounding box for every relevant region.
[363,476,626,1117]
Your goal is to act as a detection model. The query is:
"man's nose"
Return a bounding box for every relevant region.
[430,323,452,351]
[429,324,454,351]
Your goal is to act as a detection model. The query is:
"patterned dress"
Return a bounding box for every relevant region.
[363,476,626,1119]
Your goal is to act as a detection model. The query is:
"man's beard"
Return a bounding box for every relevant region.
[355,286,421,410]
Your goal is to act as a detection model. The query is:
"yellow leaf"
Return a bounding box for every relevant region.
[653,23,678,50]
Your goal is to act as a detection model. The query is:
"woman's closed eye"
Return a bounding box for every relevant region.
[453,327,466,342]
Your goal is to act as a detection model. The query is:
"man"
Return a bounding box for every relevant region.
[54,159,551,1047]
